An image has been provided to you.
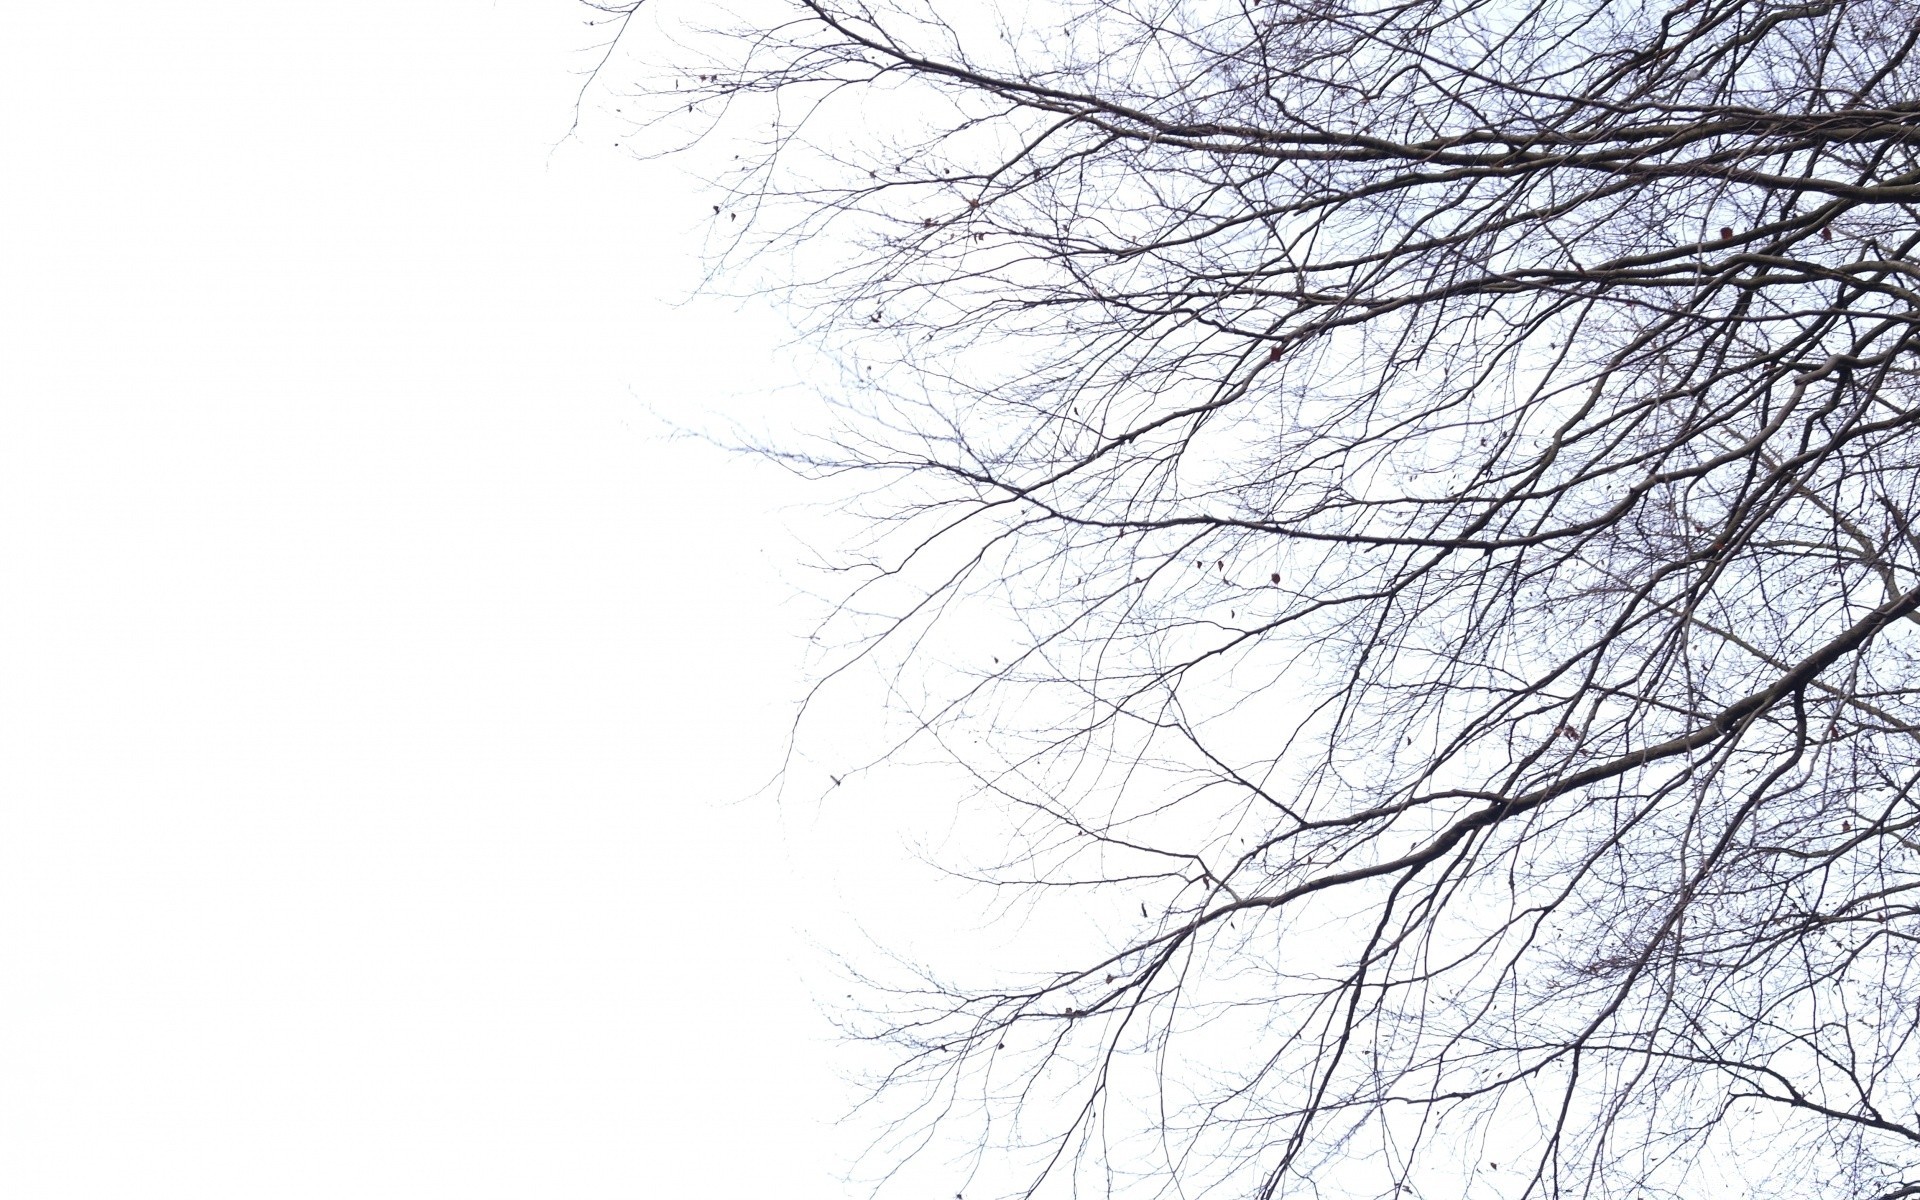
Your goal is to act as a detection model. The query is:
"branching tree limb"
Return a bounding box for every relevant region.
[610,1,1920,1195]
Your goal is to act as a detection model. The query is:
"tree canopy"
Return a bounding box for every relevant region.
[610,1,1920,1196]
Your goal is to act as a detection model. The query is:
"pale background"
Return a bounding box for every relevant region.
[0,3,867,1196]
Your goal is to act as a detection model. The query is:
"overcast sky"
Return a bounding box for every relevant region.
[1,4,872,1196]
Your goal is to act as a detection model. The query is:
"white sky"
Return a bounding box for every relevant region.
[1,4,870,1196]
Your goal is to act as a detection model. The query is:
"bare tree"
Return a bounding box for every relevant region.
[604,1,1920,1196]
